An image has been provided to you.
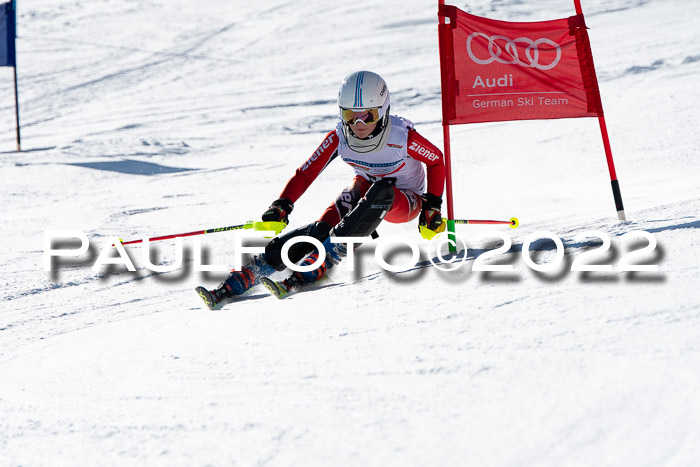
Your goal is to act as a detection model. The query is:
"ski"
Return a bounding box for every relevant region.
[195,286,226,310]
[260,275,332,300]
[260,277,294,299]
[197,275,332,309]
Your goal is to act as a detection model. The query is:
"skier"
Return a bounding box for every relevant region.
[196,71,445,308]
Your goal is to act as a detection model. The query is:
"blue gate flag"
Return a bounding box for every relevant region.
[1,1,16,67]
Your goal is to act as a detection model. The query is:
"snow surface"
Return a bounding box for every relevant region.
[1,0,700,465]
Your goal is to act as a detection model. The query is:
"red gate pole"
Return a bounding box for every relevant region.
[438,0,457,251]
[574,0,626,220]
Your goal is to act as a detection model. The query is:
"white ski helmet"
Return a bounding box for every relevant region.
[338,71,391,153]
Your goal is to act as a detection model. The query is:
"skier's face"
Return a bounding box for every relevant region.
[348,120,377,139]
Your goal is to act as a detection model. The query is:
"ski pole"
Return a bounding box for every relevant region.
[420,217,519,240]
[118,220,286,246]
[453,217,519,228]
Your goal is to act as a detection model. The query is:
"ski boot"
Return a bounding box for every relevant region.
[261,238,343,299]
[195,255,275,309]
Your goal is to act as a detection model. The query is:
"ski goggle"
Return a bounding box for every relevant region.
[340,107,382,125]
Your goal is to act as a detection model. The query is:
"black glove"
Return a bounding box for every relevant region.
[419,193,443,231]
[262,198,294,225]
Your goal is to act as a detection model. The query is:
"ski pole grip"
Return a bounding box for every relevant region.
[246,221,286,237]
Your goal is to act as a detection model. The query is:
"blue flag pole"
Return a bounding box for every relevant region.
[13,62,20,152]
[8,0,20,151]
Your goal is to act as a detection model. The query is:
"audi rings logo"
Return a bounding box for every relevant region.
[466,32,562,70]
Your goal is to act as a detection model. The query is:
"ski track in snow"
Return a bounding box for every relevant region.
[1,0,700,465]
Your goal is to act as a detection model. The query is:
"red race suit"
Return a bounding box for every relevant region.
[278,116,445,225]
